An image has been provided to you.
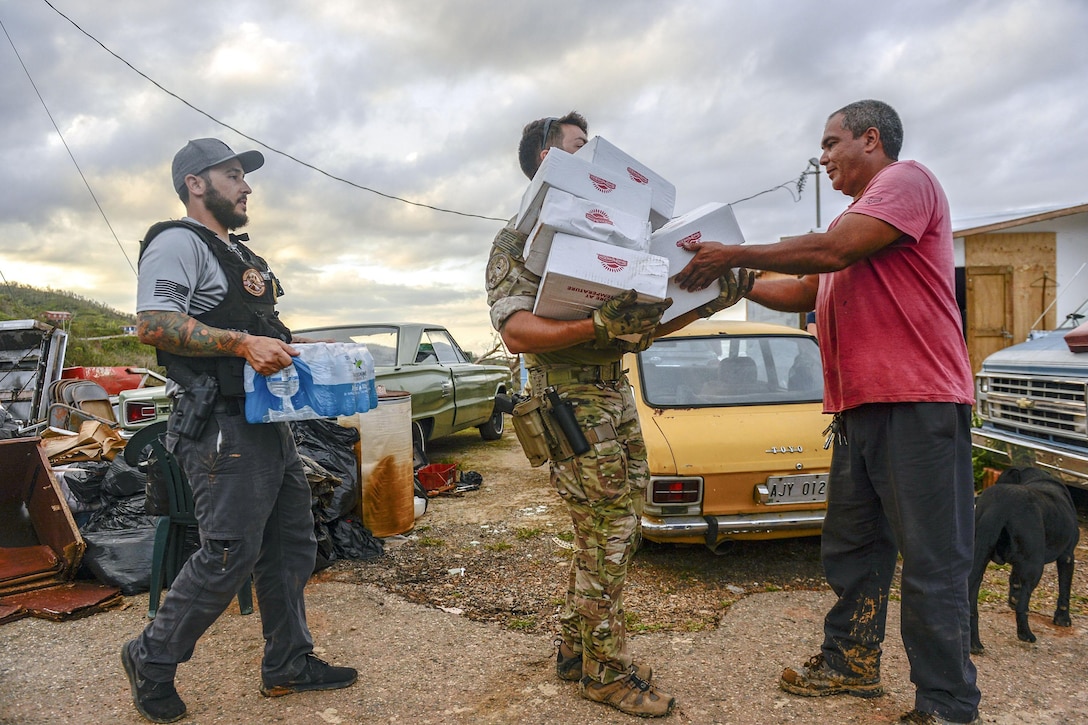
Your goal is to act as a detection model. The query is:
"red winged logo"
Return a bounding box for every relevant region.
[585,209,614,225]
[589,174,617,193]
[676,231,702,247]
[627,166,650,185]
[597,254,628,272]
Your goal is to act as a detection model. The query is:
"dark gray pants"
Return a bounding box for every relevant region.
[821,402,980,722]
[133,409,317,684]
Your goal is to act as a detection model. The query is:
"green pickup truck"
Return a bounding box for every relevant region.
[118,322,512,443]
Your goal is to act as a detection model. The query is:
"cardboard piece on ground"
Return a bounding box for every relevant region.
[533,234,669,322]
[649,202,746,324]
[0,437,85,597]
[575,136,677,230]
[523,188,652,275]
[515,149,652,235]
[39,420,124,464]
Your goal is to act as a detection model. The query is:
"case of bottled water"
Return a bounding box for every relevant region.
[244,342,378,424]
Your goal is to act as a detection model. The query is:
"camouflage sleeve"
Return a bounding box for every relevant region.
[485,220,540,331]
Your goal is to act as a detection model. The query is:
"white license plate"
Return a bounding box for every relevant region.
[764,474,828,504]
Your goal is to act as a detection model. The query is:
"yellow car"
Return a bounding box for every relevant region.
[626,319,831,551]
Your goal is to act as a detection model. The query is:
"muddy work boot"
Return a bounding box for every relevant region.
[121,639,187,723]
[780,653,883,698]
[581,672,675,718]
[260,654,358,697]
[555,639,653,683]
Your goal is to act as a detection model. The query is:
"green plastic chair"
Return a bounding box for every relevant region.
[124,421,253,619]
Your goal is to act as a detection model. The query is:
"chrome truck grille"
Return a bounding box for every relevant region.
[976,372,1088,448]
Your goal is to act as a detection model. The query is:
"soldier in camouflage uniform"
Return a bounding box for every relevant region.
[486,113,751,719]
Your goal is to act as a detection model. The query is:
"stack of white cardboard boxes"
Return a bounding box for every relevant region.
[516,137,745,325]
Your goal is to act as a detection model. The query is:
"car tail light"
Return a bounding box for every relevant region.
[125,400,159,425]
[651,478,701,504]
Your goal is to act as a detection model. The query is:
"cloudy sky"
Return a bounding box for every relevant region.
[2,0,1086,355]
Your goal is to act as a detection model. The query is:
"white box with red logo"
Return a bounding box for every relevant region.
[515,149,652,235]
[523,189,652,276]
[575,136,676,230]
[533,234,669,321]
[649,202,746,324]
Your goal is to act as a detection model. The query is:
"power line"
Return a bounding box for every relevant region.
[40,0,508,224]
[731,167,811,206]
[1,14,138,277]
[22,0,820,249]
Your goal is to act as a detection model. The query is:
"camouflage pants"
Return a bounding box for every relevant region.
[550,380,649,683]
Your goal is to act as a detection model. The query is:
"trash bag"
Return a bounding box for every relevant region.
[82,493,158,532]
[302,454,339,522]
[80,527,156,595]
[313,523,336,573]
[292,419,360,521]
[54,461,110,511]
[120,431,171,516]
[329,515,384,561]
[457,470,483,491]
[101,455,148,499]
[141,449,170,517]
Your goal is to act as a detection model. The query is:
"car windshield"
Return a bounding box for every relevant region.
[301,326,398,367]
[638,334,823,407]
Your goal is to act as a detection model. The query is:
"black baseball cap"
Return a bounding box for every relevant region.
[171,138,264,193]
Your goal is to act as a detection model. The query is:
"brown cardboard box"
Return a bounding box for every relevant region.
[575,135,676,230]
[532,234,669,323]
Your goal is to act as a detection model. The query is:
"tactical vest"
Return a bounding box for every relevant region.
[139,220,292,397]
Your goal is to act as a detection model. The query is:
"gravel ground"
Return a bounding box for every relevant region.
[1,428,1086,724]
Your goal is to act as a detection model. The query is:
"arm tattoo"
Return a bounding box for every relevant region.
[137,310,247,357]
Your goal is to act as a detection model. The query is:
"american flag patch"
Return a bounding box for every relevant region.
[154,280,190,305]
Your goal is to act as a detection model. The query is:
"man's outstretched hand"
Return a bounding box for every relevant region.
[673,241,738,291]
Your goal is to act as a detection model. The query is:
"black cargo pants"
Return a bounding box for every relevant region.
[131,406,317,685]
[820,402,981,722]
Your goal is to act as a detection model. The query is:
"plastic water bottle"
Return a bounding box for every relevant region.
[361,346,378,410]
[346,344,372,414]
[266,363,300,414]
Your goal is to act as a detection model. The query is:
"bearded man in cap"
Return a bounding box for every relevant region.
[122,138,356,723]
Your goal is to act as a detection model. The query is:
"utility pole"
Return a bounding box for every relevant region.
[807,158,821,229]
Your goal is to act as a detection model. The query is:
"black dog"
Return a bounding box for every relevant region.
[969,466,1079,654]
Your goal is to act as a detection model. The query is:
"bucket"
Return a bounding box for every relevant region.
[338,390,414,537]
[417,463,457,496]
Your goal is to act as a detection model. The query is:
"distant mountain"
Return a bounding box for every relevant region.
[0,283,156,368]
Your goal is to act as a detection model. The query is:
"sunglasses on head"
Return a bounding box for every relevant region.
[540,117,558,152]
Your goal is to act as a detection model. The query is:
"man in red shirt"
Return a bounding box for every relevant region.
[674,100,980,725]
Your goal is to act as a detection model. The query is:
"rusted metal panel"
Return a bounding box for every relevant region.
[0,437,85,596]
[0,581,122,624]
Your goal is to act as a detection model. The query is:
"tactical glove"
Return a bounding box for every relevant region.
[694,268,756,318]
[592,289,673,350]
[612,329,657,354]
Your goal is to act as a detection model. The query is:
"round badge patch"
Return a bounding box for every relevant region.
[486,253,512,289]
[242,268,266,296]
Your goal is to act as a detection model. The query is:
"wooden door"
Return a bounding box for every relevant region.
[966,266,1013,374]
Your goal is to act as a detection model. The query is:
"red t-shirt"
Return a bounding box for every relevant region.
[815,161,974,413]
